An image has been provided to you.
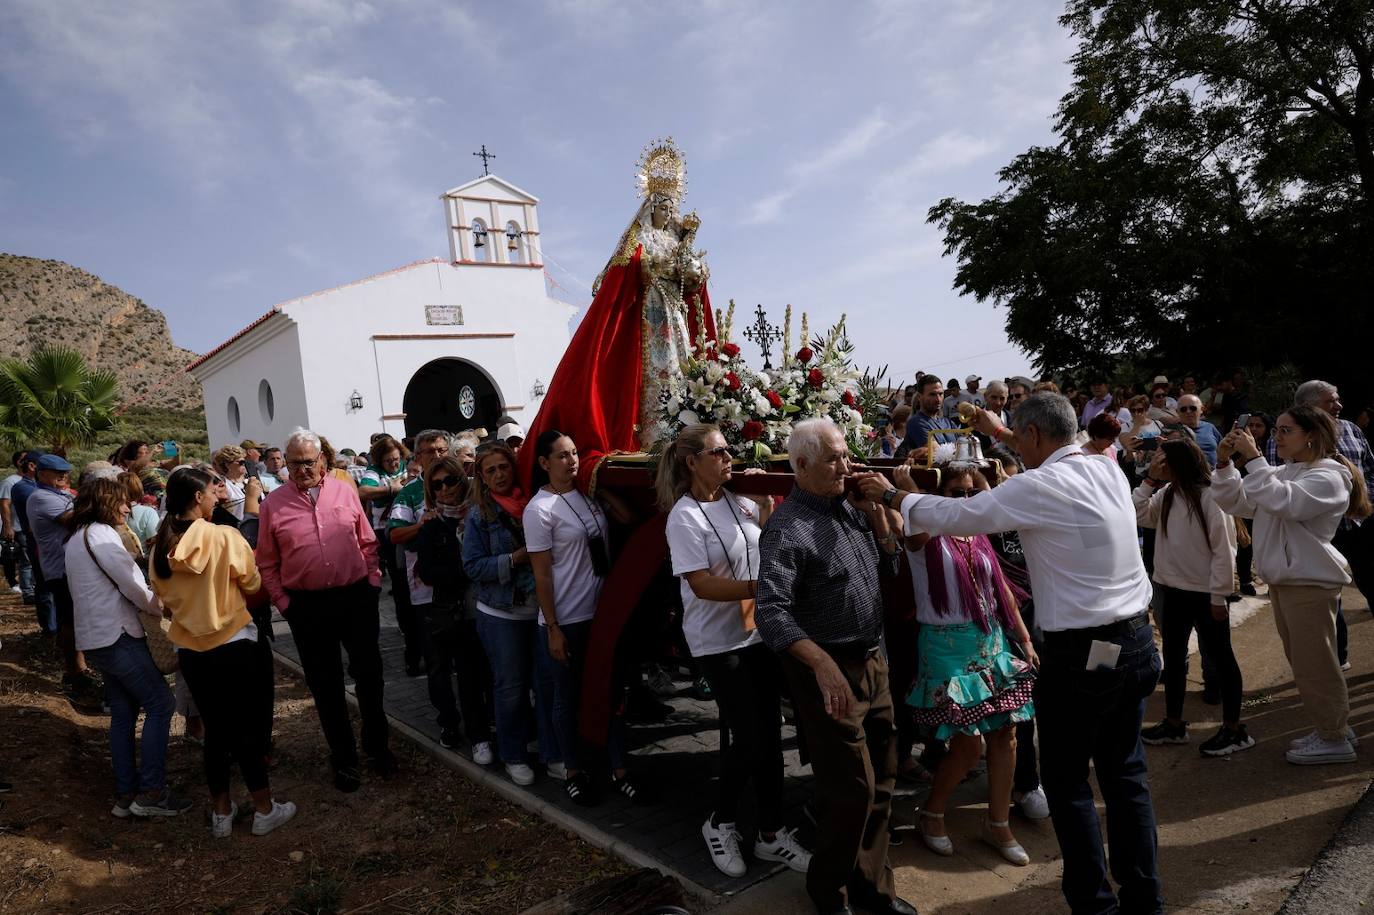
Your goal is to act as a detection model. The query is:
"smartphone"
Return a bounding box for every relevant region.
[1234,413,1251,431]
[1138,437,1160,452]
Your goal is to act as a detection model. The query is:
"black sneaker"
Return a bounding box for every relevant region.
[611,773,653,805]
[1142,720,1189,745]
[1239,583,1257,596]
[439,727,460,750]
[1200,725,1256,758]
[130,788,194,817]
[564,772,597,807]
[333,765,362,793]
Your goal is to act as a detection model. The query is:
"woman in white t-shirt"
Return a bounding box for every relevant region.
[526,429,636,806]
[658,424,811,879]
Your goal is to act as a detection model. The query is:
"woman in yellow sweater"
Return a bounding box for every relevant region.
[151,467,296,839]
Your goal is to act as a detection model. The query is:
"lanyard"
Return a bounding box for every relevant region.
[689,494,753,581]
[554,489,604,542]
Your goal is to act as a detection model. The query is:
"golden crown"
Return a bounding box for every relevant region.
[636,137,687,203]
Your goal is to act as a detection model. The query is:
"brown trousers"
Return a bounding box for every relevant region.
[783,648,898,912]
[1270,583,1349,740]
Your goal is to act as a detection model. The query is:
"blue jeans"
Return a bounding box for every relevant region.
[19,532,54,633]
[84,633,175,797]
[1036,617,1164,915]
[534,619,624,772]
[476,611,539,764]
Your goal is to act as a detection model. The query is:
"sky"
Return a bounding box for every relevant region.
[0,0,1077,394]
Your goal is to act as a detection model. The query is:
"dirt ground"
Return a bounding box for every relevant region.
[0,593,628,915]
[721,584,1374,915]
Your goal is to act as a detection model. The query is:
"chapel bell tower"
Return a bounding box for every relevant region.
[441,170,543,269]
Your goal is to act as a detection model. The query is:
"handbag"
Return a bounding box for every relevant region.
[691,494,758,632]
[83,528,178,675]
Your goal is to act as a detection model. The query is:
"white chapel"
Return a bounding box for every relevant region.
[189,174,577,450]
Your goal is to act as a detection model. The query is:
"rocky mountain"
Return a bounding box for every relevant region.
[0,253,202,411]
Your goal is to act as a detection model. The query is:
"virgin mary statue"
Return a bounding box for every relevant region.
[518,138,716,491]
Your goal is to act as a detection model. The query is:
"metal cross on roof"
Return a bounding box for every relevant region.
[742,303,783,370]
[473,144,495,176]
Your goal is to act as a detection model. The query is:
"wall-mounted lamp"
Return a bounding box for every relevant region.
[530,379,546,400]
[349,390,364,411]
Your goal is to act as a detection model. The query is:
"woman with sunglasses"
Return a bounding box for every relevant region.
[464,442,542,786]
[1214,405,1372,765]
[414,455,495,766]
[212,445,262,523]
[905,467,1037,866]
[657,424,812,878]
[526,429,637,806]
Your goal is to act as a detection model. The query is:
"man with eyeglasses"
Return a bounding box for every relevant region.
[1005,377,1032,421]
[1175,394,1220,467]
[256,428,386,792]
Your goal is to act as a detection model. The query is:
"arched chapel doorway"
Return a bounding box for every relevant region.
[402,358,502,437]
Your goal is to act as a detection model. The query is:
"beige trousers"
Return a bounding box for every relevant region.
[1269,583,1348,740]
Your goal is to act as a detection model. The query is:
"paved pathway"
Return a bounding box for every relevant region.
[269,591,819,900]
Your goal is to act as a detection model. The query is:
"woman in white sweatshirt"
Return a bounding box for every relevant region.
[1213,404,1372,766]
[1134,439,1248,756]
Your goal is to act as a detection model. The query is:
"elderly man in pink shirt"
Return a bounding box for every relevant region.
[257,428,389,793]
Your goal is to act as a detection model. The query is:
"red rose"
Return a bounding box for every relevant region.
[724,372,742,390]
[742,420,764,441]
[796,347,814,364]
[720,342,740,358]
[842,391,856,407]
[766,390,783,409]
[807,367,824,387]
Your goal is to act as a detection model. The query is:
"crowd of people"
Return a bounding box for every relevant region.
[1,366,1370,915]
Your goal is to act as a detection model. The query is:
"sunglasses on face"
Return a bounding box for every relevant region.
[947,488,978,498]
[431,476,463,489]
[1178,406,1199,412]
[697,446,734,460]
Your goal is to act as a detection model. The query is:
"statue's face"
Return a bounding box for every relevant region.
[651,198,673,229]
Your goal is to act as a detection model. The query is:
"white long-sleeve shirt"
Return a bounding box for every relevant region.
[65,523,160,652]
[1212,457,1352,587]
[1132,482,1236,602]
[896,445,1152,632]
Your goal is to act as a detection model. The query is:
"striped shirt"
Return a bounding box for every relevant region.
[756,485,899,652]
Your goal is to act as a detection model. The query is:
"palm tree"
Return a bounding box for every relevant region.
[0,345,119,453]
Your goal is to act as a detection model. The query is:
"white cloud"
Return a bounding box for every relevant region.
[790,112,891,180]
[743,190,794,226]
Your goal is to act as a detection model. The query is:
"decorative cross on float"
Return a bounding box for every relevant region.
[472,144,496,176]
[742,303,783,370]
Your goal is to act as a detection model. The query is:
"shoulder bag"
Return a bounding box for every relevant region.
[83,528,178,674]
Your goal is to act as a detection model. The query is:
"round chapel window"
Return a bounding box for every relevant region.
[228,397,241,436]
[259,379,275,423]
[458,385,476,419]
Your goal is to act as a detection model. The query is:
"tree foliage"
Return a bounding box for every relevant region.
[929,0,1374,392]
[0,345,120,453]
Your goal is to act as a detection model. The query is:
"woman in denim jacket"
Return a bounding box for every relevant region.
[463,443,542,787]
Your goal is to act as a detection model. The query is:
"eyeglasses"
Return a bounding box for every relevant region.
[696,446,734,460]
[1152,393,1167,399]
[947,488,978,498]
[286,457,320,470]
[431,476,463,489]
[1274,425,1296,436]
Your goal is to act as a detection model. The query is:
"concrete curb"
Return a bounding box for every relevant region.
[1278,776,1374,913]
[270,649,722,909]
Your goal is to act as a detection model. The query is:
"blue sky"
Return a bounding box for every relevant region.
[0,0,1075,391]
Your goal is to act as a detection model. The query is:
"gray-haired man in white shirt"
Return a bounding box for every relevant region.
[861,392,1164,915]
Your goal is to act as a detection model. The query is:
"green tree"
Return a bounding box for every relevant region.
[0,345,119,453]
[929,0,1374,389]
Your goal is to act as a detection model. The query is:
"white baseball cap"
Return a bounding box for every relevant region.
[965,374,981,385]
[497,422,526,443]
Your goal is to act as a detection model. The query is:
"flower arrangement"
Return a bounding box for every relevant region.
[650,301,874,461]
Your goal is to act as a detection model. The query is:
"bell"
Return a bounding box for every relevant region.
[953,433,984,464]
[506,232,520,251]
[473,231,486,248]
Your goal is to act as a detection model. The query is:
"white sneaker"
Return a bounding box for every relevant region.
[1341,660,1352,671]
[1013,785,1050,820]
[251,800,297,836]
[9,585,21,594]
[1286,736,1356,766]
[472,742,495,766]
[211,810,233,839]
[546,762,568,781]
[1289,727,1358,750]
[702,818,746,877]
[505,762,535,786]
[753,826,812,873]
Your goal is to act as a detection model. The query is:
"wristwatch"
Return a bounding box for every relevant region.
[881,486,902,508]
